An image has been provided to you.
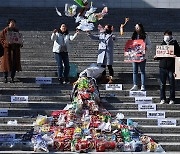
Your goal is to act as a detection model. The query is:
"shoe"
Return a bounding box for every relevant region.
[160,100,165,104]
[108,76,113,84]
[169,100,174,105]
[58,78,64,84]
[141,85,146,91]
[130,85,138,91]
[10,78,14,83]
[63,78,70,84]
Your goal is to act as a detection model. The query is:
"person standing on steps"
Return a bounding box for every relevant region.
[130,23,151,91]
[51,23,79,84]
[0,19,22,83]
[87,24,115,84]
[154,30,180,105]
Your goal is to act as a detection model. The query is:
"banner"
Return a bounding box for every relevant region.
[124,39,145,62]
[6,31,23,45]
[175,57,180,79]
[156,45,174,57]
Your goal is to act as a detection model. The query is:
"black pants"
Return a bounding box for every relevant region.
[4,71,16,79]
[101,65,114,77]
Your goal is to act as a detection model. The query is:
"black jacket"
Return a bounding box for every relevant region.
[156,38,180,72]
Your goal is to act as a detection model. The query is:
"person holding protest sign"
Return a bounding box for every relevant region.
[130,23,151,91]
[51,23,79,84]
[87,24,115,84]
[154,30,180,104]
[0,19,22,83]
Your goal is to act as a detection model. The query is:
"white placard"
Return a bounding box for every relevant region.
[129,91,146,97]
[138,104,156,111]
[0,109,8,117]
[135,97,152,104]
[105,84,123,90]
[156,45,174,57]
[158,119,176,127]
[11,96,28,103]
[147,111,165,119]
[36,77,52,84]
[0,134,15,142]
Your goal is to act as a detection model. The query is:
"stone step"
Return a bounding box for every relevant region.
[1,88,180,96]
[0,123,179,134]
[0,108,180,118]
[1,102,180,110]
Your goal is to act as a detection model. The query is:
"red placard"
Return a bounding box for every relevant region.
[124,39,145,62]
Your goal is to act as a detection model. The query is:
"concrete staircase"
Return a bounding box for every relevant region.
[0,8,180,152]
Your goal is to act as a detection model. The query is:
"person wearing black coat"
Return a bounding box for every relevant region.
[154,30,180,104]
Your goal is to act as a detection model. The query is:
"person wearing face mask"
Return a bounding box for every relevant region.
[130,23,151,91]
[51,23,79,84]
[87,24,115,84]
[154,30,180,104]
[0,19,22,83]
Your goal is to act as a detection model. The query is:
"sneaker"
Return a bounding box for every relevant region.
[10,78,14,83]
[4,78,8,83]
[169,100,174,105]
[63,78,70,84]
[130,85,138,91]
[140,85,146,91]
[160,100,165,104]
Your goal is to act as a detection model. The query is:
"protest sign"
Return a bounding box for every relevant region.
[6,31,23,45]
[105,84,123,90]
[36,77,52,84]
[11,96,28,103]
[135,97,152,104]
[158,119,176,127]
[124,39,145,62]
[156,45,174,57]
[147,111,165,119]
[0,134,15,142]
[175,57,180,79]
[138,104,156,111]
[129,91,146,97]
[0,109,8,116]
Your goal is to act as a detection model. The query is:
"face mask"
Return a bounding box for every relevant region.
[164,36,171,42]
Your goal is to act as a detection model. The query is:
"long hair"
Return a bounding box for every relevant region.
[132,23,146,40]
[58,23,69,35]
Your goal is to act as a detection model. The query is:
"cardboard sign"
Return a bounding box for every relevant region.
[11,96,28,103]
[0,109,8,117]
[6,31,23,44]
[36,77,52,84]
[124,39,145,62]
[156,45,174,57]
[135,97,152,104]
[138,104,156,111]
[147,111,165,119]
[105,84,123,90]
[158,119,176,127]
[0,134,15,142]
[129,91,146,97]
[175,57,180,79]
